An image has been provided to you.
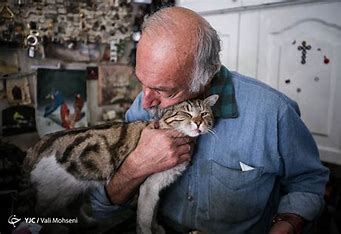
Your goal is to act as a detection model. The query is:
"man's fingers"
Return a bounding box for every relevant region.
[147,121,160,129]
[167,129,187,138]
[177,143,192,155]
[173,136,193,146]
[179,153,192,163]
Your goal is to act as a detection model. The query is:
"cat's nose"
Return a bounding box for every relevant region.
[194,122,201,128]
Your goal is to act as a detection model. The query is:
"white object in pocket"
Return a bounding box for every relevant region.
[239,161,255,171]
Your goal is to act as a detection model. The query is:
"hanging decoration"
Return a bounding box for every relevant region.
[297,41,311,64]
[0,0,133,46]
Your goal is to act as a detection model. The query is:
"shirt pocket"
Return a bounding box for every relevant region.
[209,159,268,223]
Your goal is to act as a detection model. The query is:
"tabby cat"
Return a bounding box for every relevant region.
[19,94,218,234]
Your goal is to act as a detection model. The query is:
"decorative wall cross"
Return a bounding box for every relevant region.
[297,41,311,64]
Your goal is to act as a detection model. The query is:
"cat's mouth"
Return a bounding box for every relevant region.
[194,128,202,134]
[187,128,205,137]
[189,132,200,137]
[180,126,209,137]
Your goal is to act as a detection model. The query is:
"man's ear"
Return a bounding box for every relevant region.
[204,94,219,107]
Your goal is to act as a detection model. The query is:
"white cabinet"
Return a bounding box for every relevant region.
[177,0,297,12]
[257,2,341,164]
[177,0,341,164]
[204,13,239,71]
[177,0,241,12]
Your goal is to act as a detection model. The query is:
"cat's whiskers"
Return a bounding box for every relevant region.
[207,128,219,139]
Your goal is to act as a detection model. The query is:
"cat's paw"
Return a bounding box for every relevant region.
[153,224,166,234]
[137,225,152,234]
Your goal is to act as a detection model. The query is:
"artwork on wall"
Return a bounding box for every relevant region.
[98,64,132,106]
[2,105,36,136]
[98,64,141,119]
[6,77,32,105]
[36,68,88,136]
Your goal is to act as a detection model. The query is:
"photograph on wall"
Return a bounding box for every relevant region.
[6,77,32,105]
[98,64,133,106]
[36,68,88,136]
[2,105,36,136]
[0,48,19,78]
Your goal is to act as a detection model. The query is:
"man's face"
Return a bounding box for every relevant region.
[135,34,197,111]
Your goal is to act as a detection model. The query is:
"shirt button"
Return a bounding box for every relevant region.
[187,195,193,201]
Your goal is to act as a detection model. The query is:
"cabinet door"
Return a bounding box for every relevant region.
[204,13,240,71]
[176,3,240,70]
[257,2,341,163]
[177,0,241,13]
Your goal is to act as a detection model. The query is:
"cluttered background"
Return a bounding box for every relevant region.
[0,0,174,233]
[0,0,176,145]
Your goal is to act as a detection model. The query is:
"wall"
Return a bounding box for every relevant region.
[0,0,141,151]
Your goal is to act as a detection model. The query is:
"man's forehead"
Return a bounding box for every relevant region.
[135,33,193,91]
[135,58,189,91]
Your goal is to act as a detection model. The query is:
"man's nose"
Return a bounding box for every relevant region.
[142,88,161,109]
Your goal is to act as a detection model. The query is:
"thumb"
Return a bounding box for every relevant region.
[147,121,160,129]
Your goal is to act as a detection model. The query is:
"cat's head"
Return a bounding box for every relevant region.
[159,95,219,137]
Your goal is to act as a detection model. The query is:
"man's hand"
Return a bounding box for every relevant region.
[269,221,295,234]
[128,125,194,178]
[105,124,193,205]
[269,213,306,234]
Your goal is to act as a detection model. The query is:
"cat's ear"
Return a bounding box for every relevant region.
[204,94,219,107]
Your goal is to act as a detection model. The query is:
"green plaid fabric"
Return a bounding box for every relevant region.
[209,66,239,119]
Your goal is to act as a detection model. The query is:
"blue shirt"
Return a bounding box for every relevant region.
[90,69,329,234]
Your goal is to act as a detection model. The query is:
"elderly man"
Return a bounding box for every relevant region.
[91,6,329,234]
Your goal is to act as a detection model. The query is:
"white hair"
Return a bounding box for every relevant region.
[190,20,221,92]
[142,7,221,93]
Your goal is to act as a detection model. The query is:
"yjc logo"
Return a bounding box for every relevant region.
[24,218,36,223]
[8,215,21,228]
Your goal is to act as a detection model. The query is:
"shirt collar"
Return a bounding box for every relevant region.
[208,66,239,119]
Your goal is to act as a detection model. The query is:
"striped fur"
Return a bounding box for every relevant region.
[18,121,148,218]
[24,121,148,182]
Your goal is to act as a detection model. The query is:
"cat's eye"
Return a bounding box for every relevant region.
[201,112,209,117]
[180,111,192,118]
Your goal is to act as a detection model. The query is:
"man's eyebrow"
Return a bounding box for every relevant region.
[154,86,175,92]
[134,74,176,92]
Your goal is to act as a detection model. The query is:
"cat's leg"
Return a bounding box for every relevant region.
[151,203,166,234]
[137,177,159,234]
[137,162,188,234]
